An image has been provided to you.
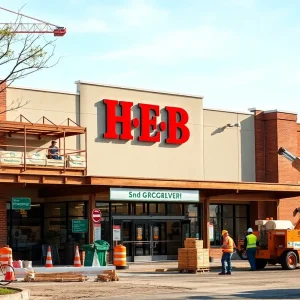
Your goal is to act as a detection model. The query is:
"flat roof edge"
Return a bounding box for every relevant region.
[7,85,77,96]
[204,107,252,115]
[263,109,298,115]
[88,175,300,188]
[75,80,204,99]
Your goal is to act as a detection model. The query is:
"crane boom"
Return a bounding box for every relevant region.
[0,6,66,36]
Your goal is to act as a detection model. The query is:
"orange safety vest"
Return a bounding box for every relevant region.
[222,236,234,253]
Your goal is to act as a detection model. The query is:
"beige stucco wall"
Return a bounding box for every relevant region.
[6,87,79,154]
[5,83,256,182]
[203,109,255,182]
[78,82,204,180]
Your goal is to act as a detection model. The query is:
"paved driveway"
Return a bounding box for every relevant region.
[11,263,300,299]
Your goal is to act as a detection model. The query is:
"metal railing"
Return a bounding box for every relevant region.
[0,144,87,173]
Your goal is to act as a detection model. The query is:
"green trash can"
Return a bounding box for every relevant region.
[82,244,95,266]
[94,240,110,266]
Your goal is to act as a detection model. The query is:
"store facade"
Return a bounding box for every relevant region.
[0,80,299,263]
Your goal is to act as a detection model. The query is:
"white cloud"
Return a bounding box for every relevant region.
[90,25,235,63]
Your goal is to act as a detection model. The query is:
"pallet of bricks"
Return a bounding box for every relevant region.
[178,238,210,274]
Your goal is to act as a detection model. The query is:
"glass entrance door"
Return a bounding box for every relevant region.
[133,220,168,261]
[151,221,167,260]
[114,218,186,262]
[134,221,151,261]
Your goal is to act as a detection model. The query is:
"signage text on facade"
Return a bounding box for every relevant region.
[72,219,88,233]
[110,188,199,202]
[103,99,190,145]
[12,198,31,210]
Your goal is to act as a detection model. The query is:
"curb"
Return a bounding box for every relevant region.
[0,288,30,300]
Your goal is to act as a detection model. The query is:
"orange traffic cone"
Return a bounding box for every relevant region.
[45,246,53,268]
[5,257,15,281]
[73,246,81,267]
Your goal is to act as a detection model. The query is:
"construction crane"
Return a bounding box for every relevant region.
[0,6,66,36]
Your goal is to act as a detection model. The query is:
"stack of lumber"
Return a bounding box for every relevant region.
[95,270,119,282]
[184,238,203,248]
[178,248,188,269]
[24,271,88,282]
[187,248,209,269]
[178,238,210,271]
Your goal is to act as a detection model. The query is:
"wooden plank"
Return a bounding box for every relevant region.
[39,186,106,198]
[89,176,300,193]
[0,165,85,176]
[0,173,88,185]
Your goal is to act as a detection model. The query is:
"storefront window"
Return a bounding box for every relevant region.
[95,202,110,242]
[235,205,247,217]
[7,203,43,260]
[210,204,249,246]
[184,204,198,218]
[223,205,233,218]
[111,203,129,215]
[44,203,67,217]
[167,204,182,216]
[134,203,147,215]
[44,217,66,245]
[96,202,109,216]
[149,203,166,215]
[68,202,85,216]
[43,201,88,265]
[235,217,248,240]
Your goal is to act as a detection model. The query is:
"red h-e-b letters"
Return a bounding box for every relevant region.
[103,99,190,144]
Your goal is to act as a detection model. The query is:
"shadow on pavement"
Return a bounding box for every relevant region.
[187,288,300,299]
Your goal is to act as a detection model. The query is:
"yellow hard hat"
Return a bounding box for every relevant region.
[222,230,228,236]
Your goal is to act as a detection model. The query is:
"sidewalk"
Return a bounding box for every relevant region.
[119,260,250,273]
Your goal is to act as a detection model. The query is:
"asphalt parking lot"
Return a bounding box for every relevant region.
[10,262,300,299]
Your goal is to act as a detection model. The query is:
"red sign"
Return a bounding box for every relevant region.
[103,99,190,145]
[92,208,102,224]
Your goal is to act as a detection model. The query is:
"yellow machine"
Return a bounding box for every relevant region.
[236,147,300,269]
[254,215,300,270]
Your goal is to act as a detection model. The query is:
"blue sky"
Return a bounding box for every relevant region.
[1,0,300,113]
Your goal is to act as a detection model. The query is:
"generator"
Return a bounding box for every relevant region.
[254,219,300,270]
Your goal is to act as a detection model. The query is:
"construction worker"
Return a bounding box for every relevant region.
[219,230,235,275]
[244,228,258,271]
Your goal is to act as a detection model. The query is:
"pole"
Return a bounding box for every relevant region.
[63,130,66,173]
[24,126,27,171]
[85,131,87,175]
[88,194,96,243]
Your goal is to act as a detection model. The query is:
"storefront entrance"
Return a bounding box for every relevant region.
[112,216,190,261]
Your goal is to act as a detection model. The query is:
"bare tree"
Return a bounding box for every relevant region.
[0,6,59,115]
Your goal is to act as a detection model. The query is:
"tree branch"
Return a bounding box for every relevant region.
[0,5,60,113]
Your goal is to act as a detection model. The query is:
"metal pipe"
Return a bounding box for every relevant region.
[278,147,296,162]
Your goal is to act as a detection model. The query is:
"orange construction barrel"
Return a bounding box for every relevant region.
[0,245,12,265]
[113,244,129,270]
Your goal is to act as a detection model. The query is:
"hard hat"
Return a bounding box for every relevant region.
[222,230,228,235]
[247,228,253,233]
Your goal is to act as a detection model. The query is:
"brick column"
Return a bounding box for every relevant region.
[0,83,7,246]
[0,198,7,247]
[253,109,300,222]
[0,81,7,149]
[202,197,210,249]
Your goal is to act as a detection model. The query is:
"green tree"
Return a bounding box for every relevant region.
[0,8,59,113]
